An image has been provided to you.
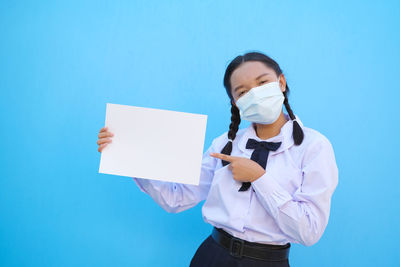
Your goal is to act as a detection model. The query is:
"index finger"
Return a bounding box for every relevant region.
[210,152,235,162]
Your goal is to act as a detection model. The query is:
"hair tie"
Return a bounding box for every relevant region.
[228,138,233,142]
[292,118,297,122]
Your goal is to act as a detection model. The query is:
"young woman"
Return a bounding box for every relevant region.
[97,52,339,267]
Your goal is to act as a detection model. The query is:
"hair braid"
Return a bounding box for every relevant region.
[283,88,304,145]
[220,104,241,166]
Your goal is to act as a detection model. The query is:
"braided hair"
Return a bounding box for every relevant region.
[220,51,304,166]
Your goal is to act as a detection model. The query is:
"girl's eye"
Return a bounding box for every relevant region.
[259,80,268,84]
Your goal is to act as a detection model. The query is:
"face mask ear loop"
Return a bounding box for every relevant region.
[277,74,286,97]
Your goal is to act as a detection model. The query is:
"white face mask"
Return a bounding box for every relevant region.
[235,76,284,124]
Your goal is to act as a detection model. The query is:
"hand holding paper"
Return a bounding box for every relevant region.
[97,126,114,152]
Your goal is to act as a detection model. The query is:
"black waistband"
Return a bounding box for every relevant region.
[211,227,290,261]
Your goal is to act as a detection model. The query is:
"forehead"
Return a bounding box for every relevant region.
[230,61,275,87]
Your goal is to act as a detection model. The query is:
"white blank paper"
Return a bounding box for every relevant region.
[98,103,207,185]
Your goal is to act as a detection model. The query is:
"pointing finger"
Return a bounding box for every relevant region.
[210,152,235,162]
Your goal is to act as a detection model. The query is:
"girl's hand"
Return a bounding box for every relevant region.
[97,126,114,153]
[210,153,266,183]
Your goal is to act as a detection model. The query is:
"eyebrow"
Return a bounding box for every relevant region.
[233,73,270,93]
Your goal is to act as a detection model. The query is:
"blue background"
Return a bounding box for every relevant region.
[1,1,399,266]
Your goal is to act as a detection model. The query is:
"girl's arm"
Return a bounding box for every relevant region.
[132,139,218,213]
[251,136,339,246]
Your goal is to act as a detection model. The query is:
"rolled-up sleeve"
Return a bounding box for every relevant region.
[251,137,339,246]
[132,139,218,214]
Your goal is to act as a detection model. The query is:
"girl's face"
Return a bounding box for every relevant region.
[230,61,286,105]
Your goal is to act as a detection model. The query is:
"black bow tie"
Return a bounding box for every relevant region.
[238,138,282,192]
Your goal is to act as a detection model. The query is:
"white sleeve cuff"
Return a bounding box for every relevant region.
[132,177,147,193]
[251,171,293,218]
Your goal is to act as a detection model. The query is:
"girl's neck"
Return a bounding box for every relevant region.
[253,111,288,140]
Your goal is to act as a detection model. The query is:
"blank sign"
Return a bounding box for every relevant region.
[99,103,208,185]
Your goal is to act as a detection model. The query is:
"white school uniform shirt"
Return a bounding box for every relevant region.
[133,112,339,246]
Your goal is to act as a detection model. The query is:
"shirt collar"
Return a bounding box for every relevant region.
[237,113,303,156]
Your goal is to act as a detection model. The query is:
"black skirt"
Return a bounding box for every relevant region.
[190,228,290,267]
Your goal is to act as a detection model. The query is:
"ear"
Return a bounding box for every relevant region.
[231,99,237,108]
[278,74,286,93]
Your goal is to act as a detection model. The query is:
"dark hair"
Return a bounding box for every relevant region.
[220,51,304,166]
